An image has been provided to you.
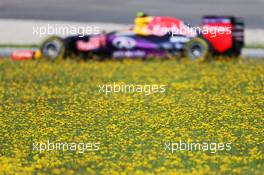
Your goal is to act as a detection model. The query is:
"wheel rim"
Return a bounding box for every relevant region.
[42,40,62,60]
[189,42,204,59]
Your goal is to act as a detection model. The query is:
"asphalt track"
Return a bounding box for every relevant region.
[0,0,264,28]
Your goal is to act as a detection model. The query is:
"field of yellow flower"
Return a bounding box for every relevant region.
[0,58,263,175]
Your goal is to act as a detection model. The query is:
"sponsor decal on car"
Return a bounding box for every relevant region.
[11,50,34,61]
[112,37,136,49]
[77,35,106,51]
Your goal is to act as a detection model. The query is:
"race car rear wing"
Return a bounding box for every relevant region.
[202,16,244,55]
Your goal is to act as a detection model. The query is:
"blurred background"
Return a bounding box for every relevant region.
[0,0,264,50]
[0,0,263,27]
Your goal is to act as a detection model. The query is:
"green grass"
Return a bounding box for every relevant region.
[0,58,263,175]
[0,44,39,48]
[244,44,264,49]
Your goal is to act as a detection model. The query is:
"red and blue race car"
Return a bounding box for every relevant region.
[37,14,244,61]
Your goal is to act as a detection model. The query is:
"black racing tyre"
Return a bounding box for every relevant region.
[184,37,210,61]
[40,36,65,61]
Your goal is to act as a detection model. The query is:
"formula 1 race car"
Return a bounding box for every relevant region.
[39,15,244,61]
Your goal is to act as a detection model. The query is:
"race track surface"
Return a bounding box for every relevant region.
[0,0,263,28]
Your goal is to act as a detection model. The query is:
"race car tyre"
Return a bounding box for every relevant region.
[40,36,65,61]
[184,37,210,61]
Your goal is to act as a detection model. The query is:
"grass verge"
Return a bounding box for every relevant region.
[0,59,263,174]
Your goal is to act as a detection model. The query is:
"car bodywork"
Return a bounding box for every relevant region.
[12,15,244,61]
